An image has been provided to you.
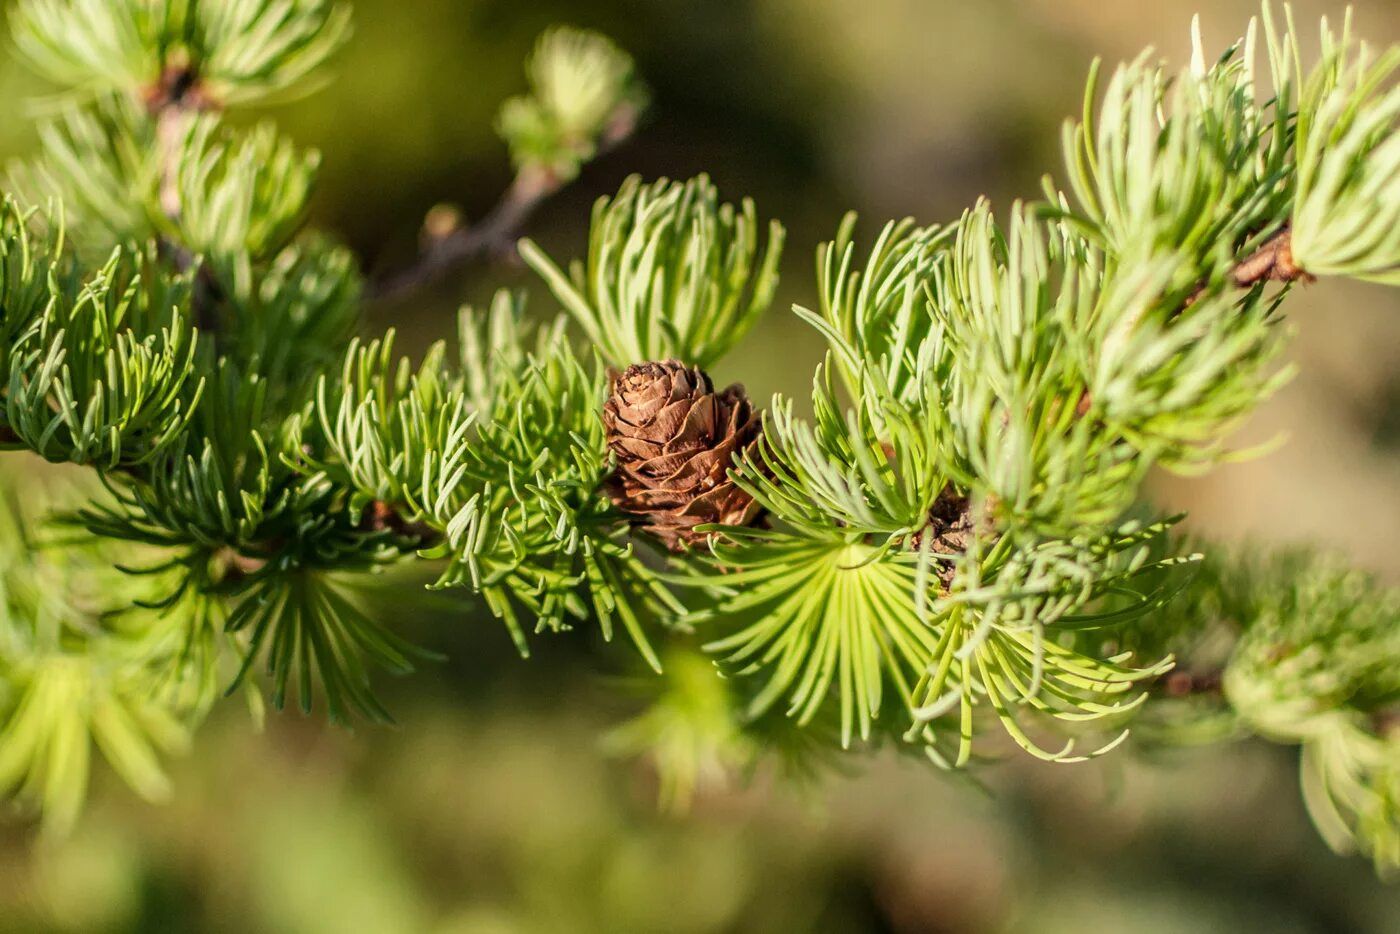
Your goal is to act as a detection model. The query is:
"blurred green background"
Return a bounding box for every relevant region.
[2,1,1400,931]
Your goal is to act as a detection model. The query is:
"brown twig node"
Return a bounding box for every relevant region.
[143,62,217,114]
[1160,668,1224,697]
[1183,227,1315,310]
[361,499,440,544]
[910,487,984,590]
[1232,228,1314,288]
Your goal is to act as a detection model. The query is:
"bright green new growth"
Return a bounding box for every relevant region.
[12,0,350,104]
[520,174,786,369]
[1154,550,1400,875]
[498,25,647,182]
[0,0,1396,878]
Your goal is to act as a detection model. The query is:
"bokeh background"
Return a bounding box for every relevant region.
[2,1,1400,931]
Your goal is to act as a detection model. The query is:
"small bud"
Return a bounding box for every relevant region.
[421,204,464,247]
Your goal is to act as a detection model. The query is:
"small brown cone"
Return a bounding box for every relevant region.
[603,360,763,551]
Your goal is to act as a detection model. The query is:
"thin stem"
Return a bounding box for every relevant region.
[148,62,224,339]
[370,103,640,301]
[370,164,562,301]
[155,105,190,228]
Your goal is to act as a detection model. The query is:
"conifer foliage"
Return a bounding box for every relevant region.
[0,0,1396,876]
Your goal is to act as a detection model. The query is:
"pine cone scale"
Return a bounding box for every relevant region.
[613,435,664,459]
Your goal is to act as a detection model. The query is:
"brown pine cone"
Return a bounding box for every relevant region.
[603,360,763,551]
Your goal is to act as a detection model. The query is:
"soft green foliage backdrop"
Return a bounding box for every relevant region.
[1,1,1399,932]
